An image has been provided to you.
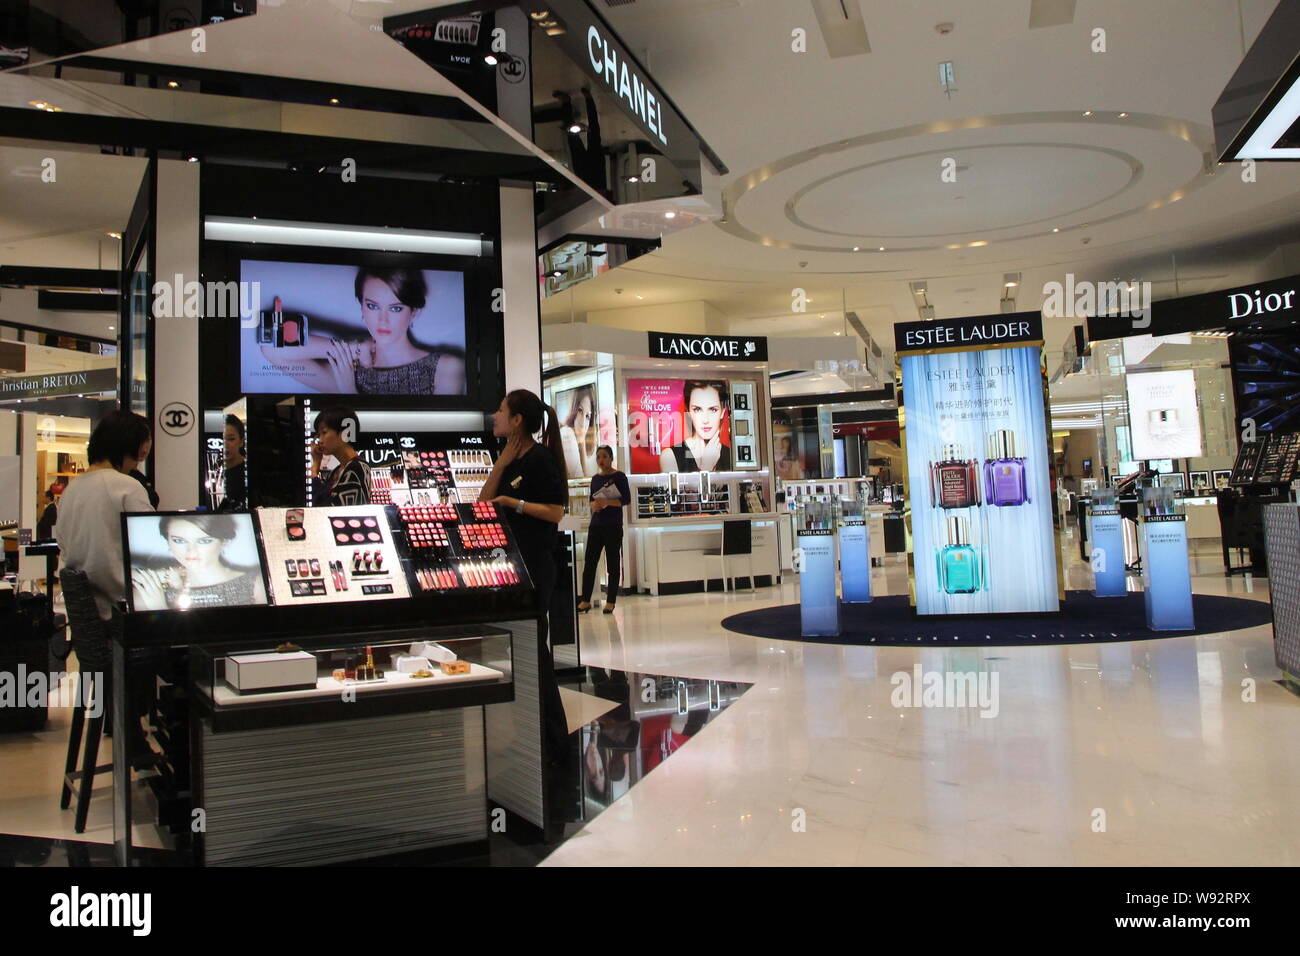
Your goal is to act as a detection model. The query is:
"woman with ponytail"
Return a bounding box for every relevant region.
[481,388,570,760]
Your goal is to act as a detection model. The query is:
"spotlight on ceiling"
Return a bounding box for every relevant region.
[484,54,498,66]
[1003,272,1021,289]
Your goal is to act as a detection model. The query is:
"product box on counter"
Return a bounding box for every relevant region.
[225,651,318,694]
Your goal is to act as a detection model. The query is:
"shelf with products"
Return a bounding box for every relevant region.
[625,470,772,523]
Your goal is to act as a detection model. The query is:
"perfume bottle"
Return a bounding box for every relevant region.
[983,430,1029,506]
[930,444,980,508]
[937,515,982,595]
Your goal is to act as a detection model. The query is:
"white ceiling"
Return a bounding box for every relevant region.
[545,0,1300,363]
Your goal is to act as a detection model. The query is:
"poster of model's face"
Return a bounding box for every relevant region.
[901,344,1058,615]
[627,378,732,473]
[238,260,467,396]
[557,383,600,479]
[126,513,268,611]
[1124,369,1202,460]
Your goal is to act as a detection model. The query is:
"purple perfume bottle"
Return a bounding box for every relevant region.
[983,430,1028,506]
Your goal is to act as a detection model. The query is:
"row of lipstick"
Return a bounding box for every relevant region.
[414,562,520,591]
[285,557,352,591]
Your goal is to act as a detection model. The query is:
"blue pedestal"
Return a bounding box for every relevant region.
[1087,508,1126,598]
[839,520,873,604]
[1140,516,1194,630]
[798,530,840,636]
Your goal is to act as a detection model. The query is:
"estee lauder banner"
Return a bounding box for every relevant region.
[895,311,1044,353]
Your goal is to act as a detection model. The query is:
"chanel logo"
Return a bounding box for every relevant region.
[499,54,526,84]
[159,402,194,437]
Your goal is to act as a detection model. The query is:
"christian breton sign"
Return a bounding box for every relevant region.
[647,331,768,361]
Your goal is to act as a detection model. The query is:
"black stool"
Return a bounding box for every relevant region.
[57,570,114,834]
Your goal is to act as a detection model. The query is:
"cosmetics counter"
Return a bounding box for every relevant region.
[619,470,780,596]
[776,478,891,572]
[110,500,558,867]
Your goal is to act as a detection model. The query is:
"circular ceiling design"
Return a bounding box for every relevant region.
[719,111,1215,254]
[788,143,1140,239]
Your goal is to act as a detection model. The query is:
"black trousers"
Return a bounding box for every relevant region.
[580,525,623,604]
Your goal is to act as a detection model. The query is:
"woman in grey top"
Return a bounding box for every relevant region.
[259,267,465,395]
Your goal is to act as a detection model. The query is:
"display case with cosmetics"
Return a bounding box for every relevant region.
[794,497,841,637]
[112,496,541,867]
[1137,487,1195,630]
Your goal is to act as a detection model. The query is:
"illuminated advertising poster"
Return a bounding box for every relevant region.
[897,313,1059,615]
[1125,369,1202,460]
[626,378,732,474]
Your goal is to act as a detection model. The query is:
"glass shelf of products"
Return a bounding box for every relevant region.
[355,449,494,507]
[190,627,513,709]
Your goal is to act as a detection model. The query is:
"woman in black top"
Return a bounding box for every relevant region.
[578,445,630,614]
[309,405,371,505]
[219,414,247,512]
[480,388,569,761]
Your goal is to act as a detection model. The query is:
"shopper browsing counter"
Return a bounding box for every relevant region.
[578,445,630,614]
[309,405,372,506]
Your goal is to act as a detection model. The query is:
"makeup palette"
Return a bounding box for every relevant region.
[330,515,384,546]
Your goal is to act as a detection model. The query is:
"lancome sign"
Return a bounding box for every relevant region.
[647,332,768,362]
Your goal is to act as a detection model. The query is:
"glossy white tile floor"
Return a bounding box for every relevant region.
[543,529,1298,866]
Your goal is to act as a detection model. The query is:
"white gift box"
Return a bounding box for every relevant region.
[407,641,457,663]
[392,655,434,674]
[225,651,318,694]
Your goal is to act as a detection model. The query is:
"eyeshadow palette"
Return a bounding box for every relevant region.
[329,515,385,546]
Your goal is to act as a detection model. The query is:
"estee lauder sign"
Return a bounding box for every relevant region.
[647,331,768,361]
[0,367,117,402]
[895,311,1044,352]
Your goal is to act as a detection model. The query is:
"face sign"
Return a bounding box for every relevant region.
[359,276,418,343]
[165,519,224,570]
[687,386,724,441]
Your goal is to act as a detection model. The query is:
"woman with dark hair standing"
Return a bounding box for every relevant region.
[480,388,569,759]
[219,414,247,512]
[577,445,629,614]
[309,405,371,505]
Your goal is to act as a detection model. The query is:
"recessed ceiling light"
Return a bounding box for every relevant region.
[852,246,860,251]
[1052,227,1060,233]
[664,211,676,219]
[636,295,643,300]
[627,175,638,182]
[329,97,340,105]
[1118,111,1128,118]
[1083,110,1093,116]
[484,54,498,65]
[167,80,180,88]
[567,122,583,134]
[107,232,122,239]
[879,246,886,251]
[107,326,115,331]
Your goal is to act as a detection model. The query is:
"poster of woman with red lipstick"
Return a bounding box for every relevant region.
[627,378,732,473]
[240,260,467,395]
[127,513,268,611]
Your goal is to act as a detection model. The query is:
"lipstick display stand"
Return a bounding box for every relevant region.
[795,499,841,637]
[109,499,556,867]
[1138,488,1195,630]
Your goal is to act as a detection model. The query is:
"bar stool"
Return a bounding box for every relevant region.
[703,519,754,592]
[58,570,113,834]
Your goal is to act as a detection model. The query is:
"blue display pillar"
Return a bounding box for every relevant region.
[1139,489,1194,630]
[798,529,840,636]
[839,518,873,604]
[1087,494,1126,598]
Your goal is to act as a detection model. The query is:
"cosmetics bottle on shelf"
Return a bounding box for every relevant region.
[930,444,980,509]
[937,515,982,595]
[982,430,1029,506]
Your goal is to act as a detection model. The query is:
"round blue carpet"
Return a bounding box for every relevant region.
[719,590,1273,647]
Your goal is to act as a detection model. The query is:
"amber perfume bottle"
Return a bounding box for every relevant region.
[930,444,980,508]
[983,430,1029,507]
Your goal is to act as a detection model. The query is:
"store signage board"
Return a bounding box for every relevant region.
[895,311,1044,354]
[839,521,872,604]
[0,367,117,403]
[523,0,706,189]
[646,331,768,362]
[1087,506,1126,598]
[896,310,1058,616]
[1086,273,1300,341]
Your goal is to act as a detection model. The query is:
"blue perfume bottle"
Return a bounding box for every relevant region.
[937,515,982,594]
